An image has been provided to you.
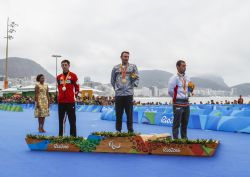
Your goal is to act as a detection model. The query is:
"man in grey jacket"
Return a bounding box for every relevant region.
[168,60,194,139]
[111,51,139,133]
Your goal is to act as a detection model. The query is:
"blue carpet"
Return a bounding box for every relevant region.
[0,110,249,177]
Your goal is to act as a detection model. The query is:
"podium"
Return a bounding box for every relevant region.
[26,132,219,157]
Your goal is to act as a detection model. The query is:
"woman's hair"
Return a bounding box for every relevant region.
[36,74,44,82]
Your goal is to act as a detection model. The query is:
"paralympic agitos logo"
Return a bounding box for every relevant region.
[108,140,121,150]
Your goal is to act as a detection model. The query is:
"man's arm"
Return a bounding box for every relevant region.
[168,76,177,97]
[132,65,139,87]
[74,74,80,97]
[111,67,116,89]
[57,75,60,85]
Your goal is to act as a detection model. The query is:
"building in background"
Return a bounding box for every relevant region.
[159,88,168,97]
[134,87,152,97]
[0,76,4,90]
[150,86,159,97]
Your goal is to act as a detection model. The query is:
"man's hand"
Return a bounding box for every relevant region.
[188,81,195,93]
[75,93,81,100]
[130,73,139,80]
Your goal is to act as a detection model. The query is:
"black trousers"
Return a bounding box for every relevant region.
[115,95,134,132]
[172,105,190,139]
[58,103,77,137]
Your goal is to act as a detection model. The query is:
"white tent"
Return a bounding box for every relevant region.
[17,85,56,93]
[80,86,103,93]
[0,85,104,96]
[1,87,20,93]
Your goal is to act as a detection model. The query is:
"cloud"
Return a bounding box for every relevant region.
[0,0,249,86]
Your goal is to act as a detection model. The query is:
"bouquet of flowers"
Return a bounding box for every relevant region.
[130,73,139,80]
[188,81,195,96]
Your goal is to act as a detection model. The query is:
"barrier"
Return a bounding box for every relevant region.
[101,105,250,134]
[0,104,23,112]
[15,104,104,113]
[2,103,250,133]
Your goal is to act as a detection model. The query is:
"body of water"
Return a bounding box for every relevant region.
[134,96,250,104]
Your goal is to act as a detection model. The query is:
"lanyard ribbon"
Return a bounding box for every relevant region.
[63,71,71,88]
[178,73,187,94]
[120,64,128,81]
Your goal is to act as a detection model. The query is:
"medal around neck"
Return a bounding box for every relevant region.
[120,64,128,84]
[62,71,70,92]
[62,86,67,91]
[122,78,127,84]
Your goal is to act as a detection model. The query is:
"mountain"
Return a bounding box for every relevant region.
[139,70,173,89]
[139,70,230,90]
[231,83,250,96]
[191,77,230,90]
[195,74,229,89]
[0,57,55,83]
[0,58,244,92]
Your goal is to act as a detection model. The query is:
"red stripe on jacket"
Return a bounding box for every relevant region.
[173,85,178,104]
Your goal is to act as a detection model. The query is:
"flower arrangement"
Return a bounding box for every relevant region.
[188,81,195,96]
[149,138,217,145]
[91,131,140,137]
[26,134,85,144]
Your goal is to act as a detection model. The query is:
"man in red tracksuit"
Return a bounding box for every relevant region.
[57,59,80,137]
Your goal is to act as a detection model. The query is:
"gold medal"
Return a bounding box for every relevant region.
[120,64,128,84]
[122,78,127,84]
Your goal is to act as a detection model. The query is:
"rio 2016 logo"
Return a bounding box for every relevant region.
[162,147,181,153]
[53,144,69,149]
[161,116,173,125]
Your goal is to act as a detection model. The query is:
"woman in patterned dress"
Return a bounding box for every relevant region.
[35,74,50,133]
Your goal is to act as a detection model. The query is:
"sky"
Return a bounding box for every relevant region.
[0,0,249,86]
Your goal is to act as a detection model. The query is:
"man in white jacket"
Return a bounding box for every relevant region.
[168,60,193,139]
